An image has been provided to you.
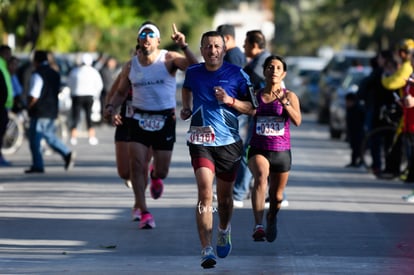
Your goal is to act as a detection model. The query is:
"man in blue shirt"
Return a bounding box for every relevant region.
[180,30,256,269]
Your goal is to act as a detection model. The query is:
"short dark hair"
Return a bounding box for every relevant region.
[0,45,11,52]
[0,44,11,59]
[263,55,287,72]
[33,50,48,63]
[200,31,225,46]
[216,24,235,37]
[246,30,266,49]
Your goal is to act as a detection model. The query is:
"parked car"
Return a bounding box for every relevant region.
[284,56,329,112]
[317,49,376,123]
[328,66,372,139]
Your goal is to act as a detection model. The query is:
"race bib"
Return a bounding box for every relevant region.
[186,126,215,144]
[255,116,285,136]
[133,113,166,131]
[125,101,133,118]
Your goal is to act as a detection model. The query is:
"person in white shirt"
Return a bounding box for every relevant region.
[67,53,103,145]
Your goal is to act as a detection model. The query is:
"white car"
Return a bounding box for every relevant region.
[284,56,329,112]
[328,66,372,139]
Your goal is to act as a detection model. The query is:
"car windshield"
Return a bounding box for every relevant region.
[324,50,375,76]
[340,69,370,91]
[342,72,361,87]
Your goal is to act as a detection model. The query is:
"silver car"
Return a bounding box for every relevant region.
[329,66,372,139]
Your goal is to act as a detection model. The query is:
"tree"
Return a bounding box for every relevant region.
[274,0,414,56]
[0,0,229,61]
[4,0,414,61]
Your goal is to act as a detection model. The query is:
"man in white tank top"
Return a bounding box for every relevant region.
[106,21,198,229]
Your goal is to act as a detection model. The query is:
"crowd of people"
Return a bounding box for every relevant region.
[0,46,123,171]
[2,20,413,270]
[344,38,414,203]
[344,41,414,181]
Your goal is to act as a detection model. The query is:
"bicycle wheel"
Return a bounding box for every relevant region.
[360,126,405,173]
[1,112,24,155]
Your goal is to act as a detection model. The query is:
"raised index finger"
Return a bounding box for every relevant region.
[172,23,178,34]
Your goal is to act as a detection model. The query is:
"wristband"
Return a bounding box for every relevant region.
[181,44,188,51]
[105,104,114,109]
[227,97,235,107]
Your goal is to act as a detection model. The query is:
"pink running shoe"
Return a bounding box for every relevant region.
[139,212,156,229]
[132,208,141,221]
[252,225,265,242]
[150,167,164,199]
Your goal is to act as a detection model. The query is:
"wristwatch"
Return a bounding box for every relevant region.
[283,100,290,106]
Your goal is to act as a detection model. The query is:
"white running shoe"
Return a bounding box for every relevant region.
[233,200,244,208]
[402,193,414,203]
[89,137,99,145]
[70,138,77,145]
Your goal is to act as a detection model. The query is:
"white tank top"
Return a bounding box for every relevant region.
[129,50,176,111]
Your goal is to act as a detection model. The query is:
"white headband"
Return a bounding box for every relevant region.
[137,24,160,38]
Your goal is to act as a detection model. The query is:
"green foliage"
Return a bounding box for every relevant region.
[0,0,225,61]
[274,0,414,56]
[36,0,139,54]
[2,0,414,61]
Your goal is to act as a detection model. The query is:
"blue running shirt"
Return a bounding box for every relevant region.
[183,62,252,146]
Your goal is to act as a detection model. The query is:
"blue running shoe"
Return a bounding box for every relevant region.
[201,246,216,269]
[216,227,232,258]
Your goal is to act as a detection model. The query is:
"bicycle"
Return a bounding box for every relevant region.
[360,105,409,176]
[1,110,69,155]
[1,111,26,155]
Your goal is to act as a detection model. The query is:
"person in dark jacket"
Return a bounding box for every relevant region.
[345,92,365,167]
[25,50,74,173]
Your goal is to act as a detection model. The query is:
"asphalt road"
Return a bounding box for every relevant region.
[1,113,413,275]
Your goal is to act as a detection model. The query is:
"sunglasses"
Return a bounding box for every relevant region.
[139,32,157,39]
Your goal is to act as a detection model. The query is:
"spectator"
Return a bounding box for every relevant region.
[216,24,246,68]
[232,30,271,208]
[357,50,399,175]
[0,45,13,167]
[394,51,414,183]
[68,53,104,146]
[380,38,414,180]
[8,56,25,113]
[216,24,247,205]
[25,50,74,173]
[344,92,365,167]
[100,56,120,122]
